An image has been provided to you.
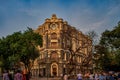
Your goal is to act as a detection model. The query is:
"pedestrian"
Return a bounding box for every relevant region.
[22,71,26,80]
[60,73,63,80]
[118,72,120,80]
[77,72,82,80]
[63,73,68,80]
[94,72,99,80]
[14,70,23,80]
[89,72,94,80]
[22,69,27,80]
[84,72,90,80]
[2,70,10,80]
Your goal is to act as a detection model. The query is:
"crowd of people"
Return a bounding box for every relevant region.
[2,69,30,80]
[2,69,120,80]
[63,71,120,80]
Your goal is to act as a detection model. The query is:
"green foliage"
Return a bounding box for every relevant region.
[100,22,120,49]
[115,50,120,65]
[99,21,120,70]
[0,28,42,70]
[94,45,111,70]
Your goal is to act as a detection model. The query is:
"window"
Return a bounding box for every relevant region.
[51,33,57,39]
[51,51,58,59]
[51,42,57,48]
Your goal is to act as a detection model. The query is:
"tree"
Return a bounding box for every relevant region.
[20,28,42,73]
[99,21,120,71]
[0,32,23,69]
[0,28,43,72]
[86,30,99,72]
[61,29,92,74]
[94,45,111,71]
[86,30,98,45]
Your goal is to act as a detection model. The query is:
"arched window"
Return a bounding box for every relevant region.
[51,33,57,39]
[51,51,58,59]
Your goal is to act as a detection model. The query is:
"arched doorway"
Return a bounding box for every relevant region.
[51,63,58,76]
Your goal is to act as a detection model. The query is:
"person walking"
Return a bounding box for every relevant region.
[2,70,10,80]
[77,72,82,80]
[63,73,68,80]
[14,70,23,80]
[118,72,120,80]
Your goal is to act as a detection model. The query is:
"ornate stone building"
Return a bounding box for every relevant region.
[31,14,92,77]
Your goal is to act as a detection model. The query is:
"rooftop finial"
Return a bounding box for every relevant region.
[51,14,57,19]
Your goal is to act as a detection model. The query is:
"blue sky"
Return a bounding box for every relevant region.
[0,0,120,38]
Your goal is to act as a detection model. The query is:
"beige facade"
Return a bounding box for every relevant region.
[31,14,92,77]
